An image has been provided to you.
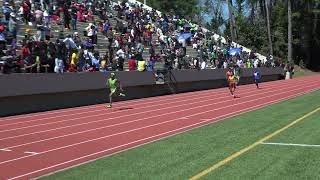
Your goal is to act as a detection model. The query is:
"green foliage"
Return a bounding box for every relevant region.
[137,0,199,17]
[201,0,224,33]
[233,14,268,53]
[137,0,320,70]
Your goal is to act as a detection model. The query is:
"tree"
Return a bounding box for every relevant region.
[288,0,292,63]
[201,0,224,33]
[227,0,237,41]
[137,0,199,17]
[265,0,273,56]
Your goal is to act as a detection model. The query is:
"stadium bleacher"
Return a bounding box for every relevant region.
[0,0,282,74]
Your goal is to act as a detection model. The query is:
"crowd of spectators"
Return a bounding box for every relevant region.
[0,0,283,74]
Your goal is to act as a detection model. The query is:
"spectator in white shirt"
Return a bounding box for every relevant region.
[201,60,207,70]
[54,57,64,73]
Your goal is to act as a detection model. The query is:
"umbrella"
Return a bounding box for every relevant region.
[177,33,193,40]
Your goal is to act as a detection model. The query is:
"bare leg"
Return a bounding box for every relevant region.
[107,93,113,108]
[229,85,233,96]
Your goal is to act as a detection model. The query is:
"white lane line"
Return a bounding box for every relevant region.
[0,77,306,124]
[0,148,12,152]
[0,79,293,128]
[0,81,309,144]
[0,78,243,122]
[0,80,300,134]
[181,117,190,120]
[9,87,319,180]
[1,84,318,167]
[24,152,39,155]
[261,142,320,147]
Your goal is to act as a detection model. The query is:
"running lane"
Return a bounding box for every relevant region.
[0,75,319,179]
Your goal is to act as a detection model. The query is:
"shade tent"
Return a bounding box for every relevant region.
[229,48,242,56]
[177,33,193,40]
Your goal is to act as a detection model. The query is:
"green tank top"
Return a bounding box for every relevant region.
[108,78,117,89]
[35,56,41,65]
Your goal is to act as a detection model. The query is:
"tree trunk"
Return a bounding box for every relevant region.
[231,0,238,40]
[227,0,235,42]
[265,0,273,56]
[288,0,292,63]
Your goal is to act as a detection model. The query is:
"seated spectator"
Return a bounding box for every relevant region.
[0,26,6,49]
[54,57,64,73]
[146,59,154,72]
[99,59,108,72]
[137,59,146,72]
[77,11,86,22]
[128,56,136,71]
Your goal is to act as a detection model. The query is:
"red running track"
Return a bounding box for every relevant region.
[0,75,319,179]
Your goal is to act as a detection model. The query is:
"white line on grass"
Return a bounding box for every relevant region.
[261,142,320,147]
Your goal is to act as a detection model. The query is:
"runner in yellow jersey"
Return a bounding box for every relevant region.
[107,73,125,108]
[226,68,237,98]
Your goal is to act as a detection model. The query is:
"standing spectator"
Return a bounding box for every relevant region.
[34,8,43,25]
[63,5,71,30]
[116,47,125,71]
[22,0,31,25]
[71,9,77,30]
[85,23,95,44]
[8,13,17,39]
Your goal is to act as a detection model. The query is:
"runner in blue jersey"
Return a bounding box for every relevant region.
[253,68,261,89]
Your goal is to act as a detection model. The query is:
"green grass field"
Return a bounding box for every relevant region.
[40,90,320,180]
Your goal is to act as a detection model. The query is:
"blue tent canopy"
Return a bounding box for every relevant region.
[229,48,242,56]
[177,33,193,40]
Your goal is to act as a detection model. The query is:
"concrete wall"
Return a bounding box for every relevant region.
[0,68,283,117]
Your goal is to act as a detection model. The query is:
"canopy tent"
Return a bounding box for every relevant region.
[177,33,193,40]
[229,48,242,56]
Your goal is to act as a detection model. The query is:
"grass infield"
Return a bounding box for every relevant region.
[40,90,320,180]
